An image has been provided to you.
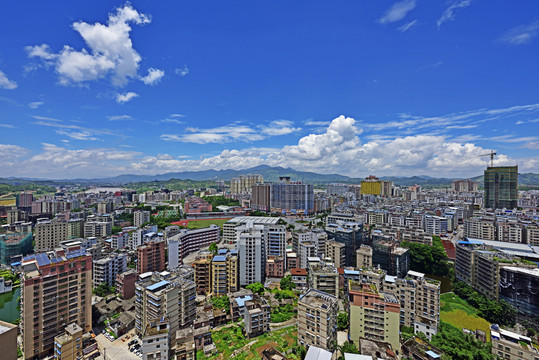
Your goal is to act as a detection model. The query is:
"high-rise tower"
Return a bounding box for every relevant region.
[484,166,518,209]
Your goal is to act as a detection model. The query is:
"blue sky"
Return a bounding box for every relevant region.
[0,0,538,179]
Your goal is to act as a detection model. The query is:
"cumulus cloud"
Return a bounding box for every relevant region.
[437,0,472,28]
[140,68,164,85]
[25,4,153,86]
[116,92,139,104]
[498,21,539,45]
[378,0,416,24]
[0,70,17,89]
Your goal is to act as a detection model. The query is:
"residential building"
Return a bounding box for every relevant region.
[325,241,346,269]
[222,216,281,244]
[291,268,308,288]
[19,192,34,208]
[266,255,285,278]
[134,210,150,227]
[243,297,271,338]
[265,225,287,257]
[0,320,17,360]
[21,247,92,359]
[357,245,373,269]
[490,326,539,360]
[325,223,363,267]
[308,261,339,297]
[497,219,524,243]
[251,183,271,211]
[137,240,166,274]
[451,179,478,192]
[237,223,266,286]
[484,166,518,209]
[141,320,170,360]
[424,215,448,235]
[92,253,127,288]
[130,225,159,249]
[298,239,318,270]
[348,282,400,351]
[230,174,263,194]
[361,175,382,195]
[464,217,496,240]
[167,225,220,269]
[270,177,314,215]
[97,201,113,215]
[297,289,338,351]
[53,323,83,360]
[34,218,68,251]
[211,249,239,295]
[116,269,138,299]
[193,253,213,295]
[135,271,197,357]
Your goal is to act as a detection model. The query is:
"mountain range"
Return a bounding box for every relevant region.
[1,165,539,186]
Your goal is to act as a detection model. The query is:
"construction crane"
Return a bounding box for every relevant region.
[479,150,497,167]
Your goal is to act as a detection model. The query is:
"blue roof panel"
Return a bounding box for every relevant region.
[146,280,169,292]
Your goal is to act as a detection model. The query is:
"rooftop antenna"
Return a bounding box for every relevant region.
[479,150,497,167]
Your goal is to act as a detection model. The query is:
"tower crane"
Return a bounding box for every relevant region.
[479,150,497,167]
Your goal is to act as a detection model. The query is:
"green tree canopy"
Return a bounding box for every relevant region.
[280,275,296,291]
[246,282,265,295]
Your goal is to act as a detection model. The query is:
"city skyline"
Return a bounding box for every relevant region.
[0,1,538,179]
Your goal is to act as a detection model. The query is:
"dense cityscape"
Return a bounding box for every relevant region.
[1,1,539,360]
[0,162,537,360]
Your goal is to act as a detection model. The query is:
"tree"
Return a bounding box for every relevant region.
[246,282,265,295]
[336,341,360,360]
[280,275,296,291]
[337,312,349,331]
[209,242,218,255]
[111,226,122,235]
[431,322,494,360]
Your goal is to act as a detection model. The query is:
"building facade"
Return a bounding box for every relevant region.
[484,166,518,209]
[297,289,338,351]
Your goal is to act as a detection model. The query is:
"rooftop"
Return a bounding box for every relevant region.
[299,288,337,309]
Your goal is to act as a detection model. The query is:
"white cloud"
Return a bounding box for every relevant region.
[107,114,133,121]
[522,141,539,150]
[140,68,164,85]
[259,120,301,136]
[116,92,139,104]
[161,114,187,124]
[0,124,16,129]
[397,20,418,32]
[0,70,17,89]
[175,65,189,77]
[25,4,152,86]
[304,120,331,126]
[378,0,416,24]
[498,21,539,45]
[56,130,100,141]
[437,0,472,28]
[161,120,301,144]
[28,101,44,109]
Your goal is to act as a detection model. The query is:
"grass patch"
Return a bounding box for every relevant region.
[187,218,229,229]
[440,293,491,342]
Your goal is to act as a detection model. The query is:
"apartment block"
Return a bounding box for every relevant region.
[0,232,33,265]
[251,183,271,211]
[116,269,138,299]
[497,219,524,243]
[464,217,496,240]
[167,225,220,269]
[270,177,314,215]
[137,240,166,274]
[297,289,338,351]
[372,240,410,278]
[134,210,150,227]
[325,241,346,269]
[53,323,83,360]
[83,220,111,238]
[357,245,373,269]
[135,271,197,353]
[243,297,271,338]
[230,174,263,194]
[237,223,266,286]
[93,253,127,288]
[34,219,69,251]
[349,282,400,351]
[491,327,539,360]
[308,261,339,297]
[222,216,281,244]
[266,255,285,278]
[265,225,287,257]
[499,267,539,318]
[193,253,213,295]
[525,224,539,246]
[21,247,92,359]
[484,166,518,210]
[0,320,17,360]
[211,249,239,295]
[455,239,537,300]
[141,320,170,360]
[424,215,448,235]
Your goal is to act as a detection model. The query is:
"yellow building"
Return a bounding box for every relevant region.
[0,198,16,207]
[360,180,382,195]
[211,249,238,296]
[53,323,83,360]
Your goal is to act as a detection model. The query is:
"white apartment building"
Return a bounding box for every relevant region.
[237,223,266,286]
[93,253,127,288]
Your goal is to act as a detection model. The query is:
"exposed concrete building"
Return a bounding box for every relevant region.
[357,245,373,269]
[34,218,68,251]
[134,210,150,227]
[325,241,346,269]
[116,269,138,299]
[491,326,539,360]
[297,289,338,351]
